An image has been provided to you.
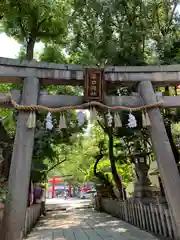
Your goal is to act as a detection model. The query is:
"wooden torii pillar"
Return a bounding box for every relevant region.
[1,77,39,240]
[138,80,180,239]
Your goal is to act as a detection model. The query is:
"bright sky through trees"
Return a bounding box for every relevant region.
[0,33,44,58]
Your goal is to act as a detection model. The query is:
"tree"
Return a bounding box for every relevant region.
[81,122,134,198]
[2,0,71,60]
[69,0,155,66]
[40,43,68,63]
[49,134,97,183]
[0,83,17,181]
[149,0,180,64]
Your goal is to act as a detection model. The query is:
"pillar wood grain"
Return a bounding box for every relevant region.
[138,80,180,239]
[1,77,39,240]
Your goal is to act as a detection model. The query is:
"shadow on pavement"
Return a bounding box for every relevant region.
[26,209,161,240]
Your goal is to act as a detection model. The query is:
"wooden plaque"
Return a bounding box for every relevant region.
[84,68,104,102]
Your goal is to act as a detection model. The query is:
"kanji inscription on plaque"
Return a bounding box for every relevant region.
[84,68,104,102]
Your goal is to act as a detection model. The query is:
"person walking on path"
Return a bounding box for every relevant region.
[41,187,46,216]
[34,185,46,216]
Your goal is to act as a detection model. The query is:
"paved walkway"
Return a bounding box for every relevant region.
[26,209,159,240]
[46,198,91,211]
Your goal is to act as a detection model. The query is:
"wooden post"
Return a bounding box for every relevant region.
[68,183,71,197]
[52,176,55,198]
[138,80,180,239]
[124,200,128,222]
[1,77,39,240]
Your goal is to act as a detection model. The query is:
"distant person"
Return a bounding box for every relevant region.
[41,187,46,216]
[94,191,97,198]
[34,185,43,204]
[34,185,46,216]
[64,191,67,200]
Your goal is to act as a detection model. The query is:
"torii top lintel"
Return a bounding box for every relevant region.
[0,57,180,87]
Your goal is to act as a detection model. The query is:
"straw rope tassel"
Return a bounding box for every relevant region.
[59,114,67,129]
[58,115,63,130]
[26,111,36,129]
[114,113,122,127]
[142,111,151,127]
[62,115,67,129]
[90,107,98,123]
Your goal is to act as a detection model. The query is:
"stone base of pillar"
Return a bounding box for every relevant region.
[133,182,167,204]
[133,182,154,198]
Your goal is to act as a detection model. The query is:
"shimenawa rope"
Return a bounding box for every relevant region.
[2,94,163,112]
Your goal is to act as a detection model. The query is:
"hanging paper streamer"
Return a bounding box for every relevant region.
[117,89,121,96]
[77,111,85,126]
[114,112,122,127]
[127,112,137,128]
[46,112,53,130]
[58,114,67,130]
[89,107,98,124]
[26,111,36,129]
[106,110,113,127]
[142,111,151,127]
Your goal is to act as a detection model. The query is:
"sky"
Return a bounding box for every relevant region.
[0,33,44,59]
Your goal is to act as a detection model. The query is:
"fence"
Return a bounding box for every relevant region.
[0,207,3,226]
[24,203,41,236]
[99,198,176,239]
[0,203,41,237]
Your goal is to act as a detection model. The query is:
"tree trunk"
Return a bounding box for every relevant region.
[93,154,116,199]
[108,132,123,199]
[26,38,36,61]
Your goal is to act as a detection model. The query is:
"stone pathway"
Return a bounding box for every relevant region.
[26,208,159,240]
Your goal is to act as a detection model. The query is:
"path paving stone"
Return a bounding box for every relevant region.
[26,209,159,240]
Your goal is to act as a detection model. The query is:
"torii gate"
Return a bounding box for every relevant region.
[48,175,73,198]
[0,58,180,239]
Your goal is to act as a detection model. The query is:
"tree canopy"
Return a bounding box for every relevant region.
[1,0,71,59]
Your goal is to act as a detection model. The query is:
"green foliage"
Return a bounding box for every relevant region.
[2,0,70,42]
[49,134,98,183]
[0,84,17,135]
[86,159,133,187]
[1,0,71,59]
[17,46,26,60]
[69,0,153,66]
[31,108,88,183]
[54,123,134,188]
[40,44,68,63]
[0,178,8,204]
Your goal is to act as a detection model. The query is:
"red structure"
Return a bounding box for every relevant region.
[81,185,92,192]
[48,175,72,198]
